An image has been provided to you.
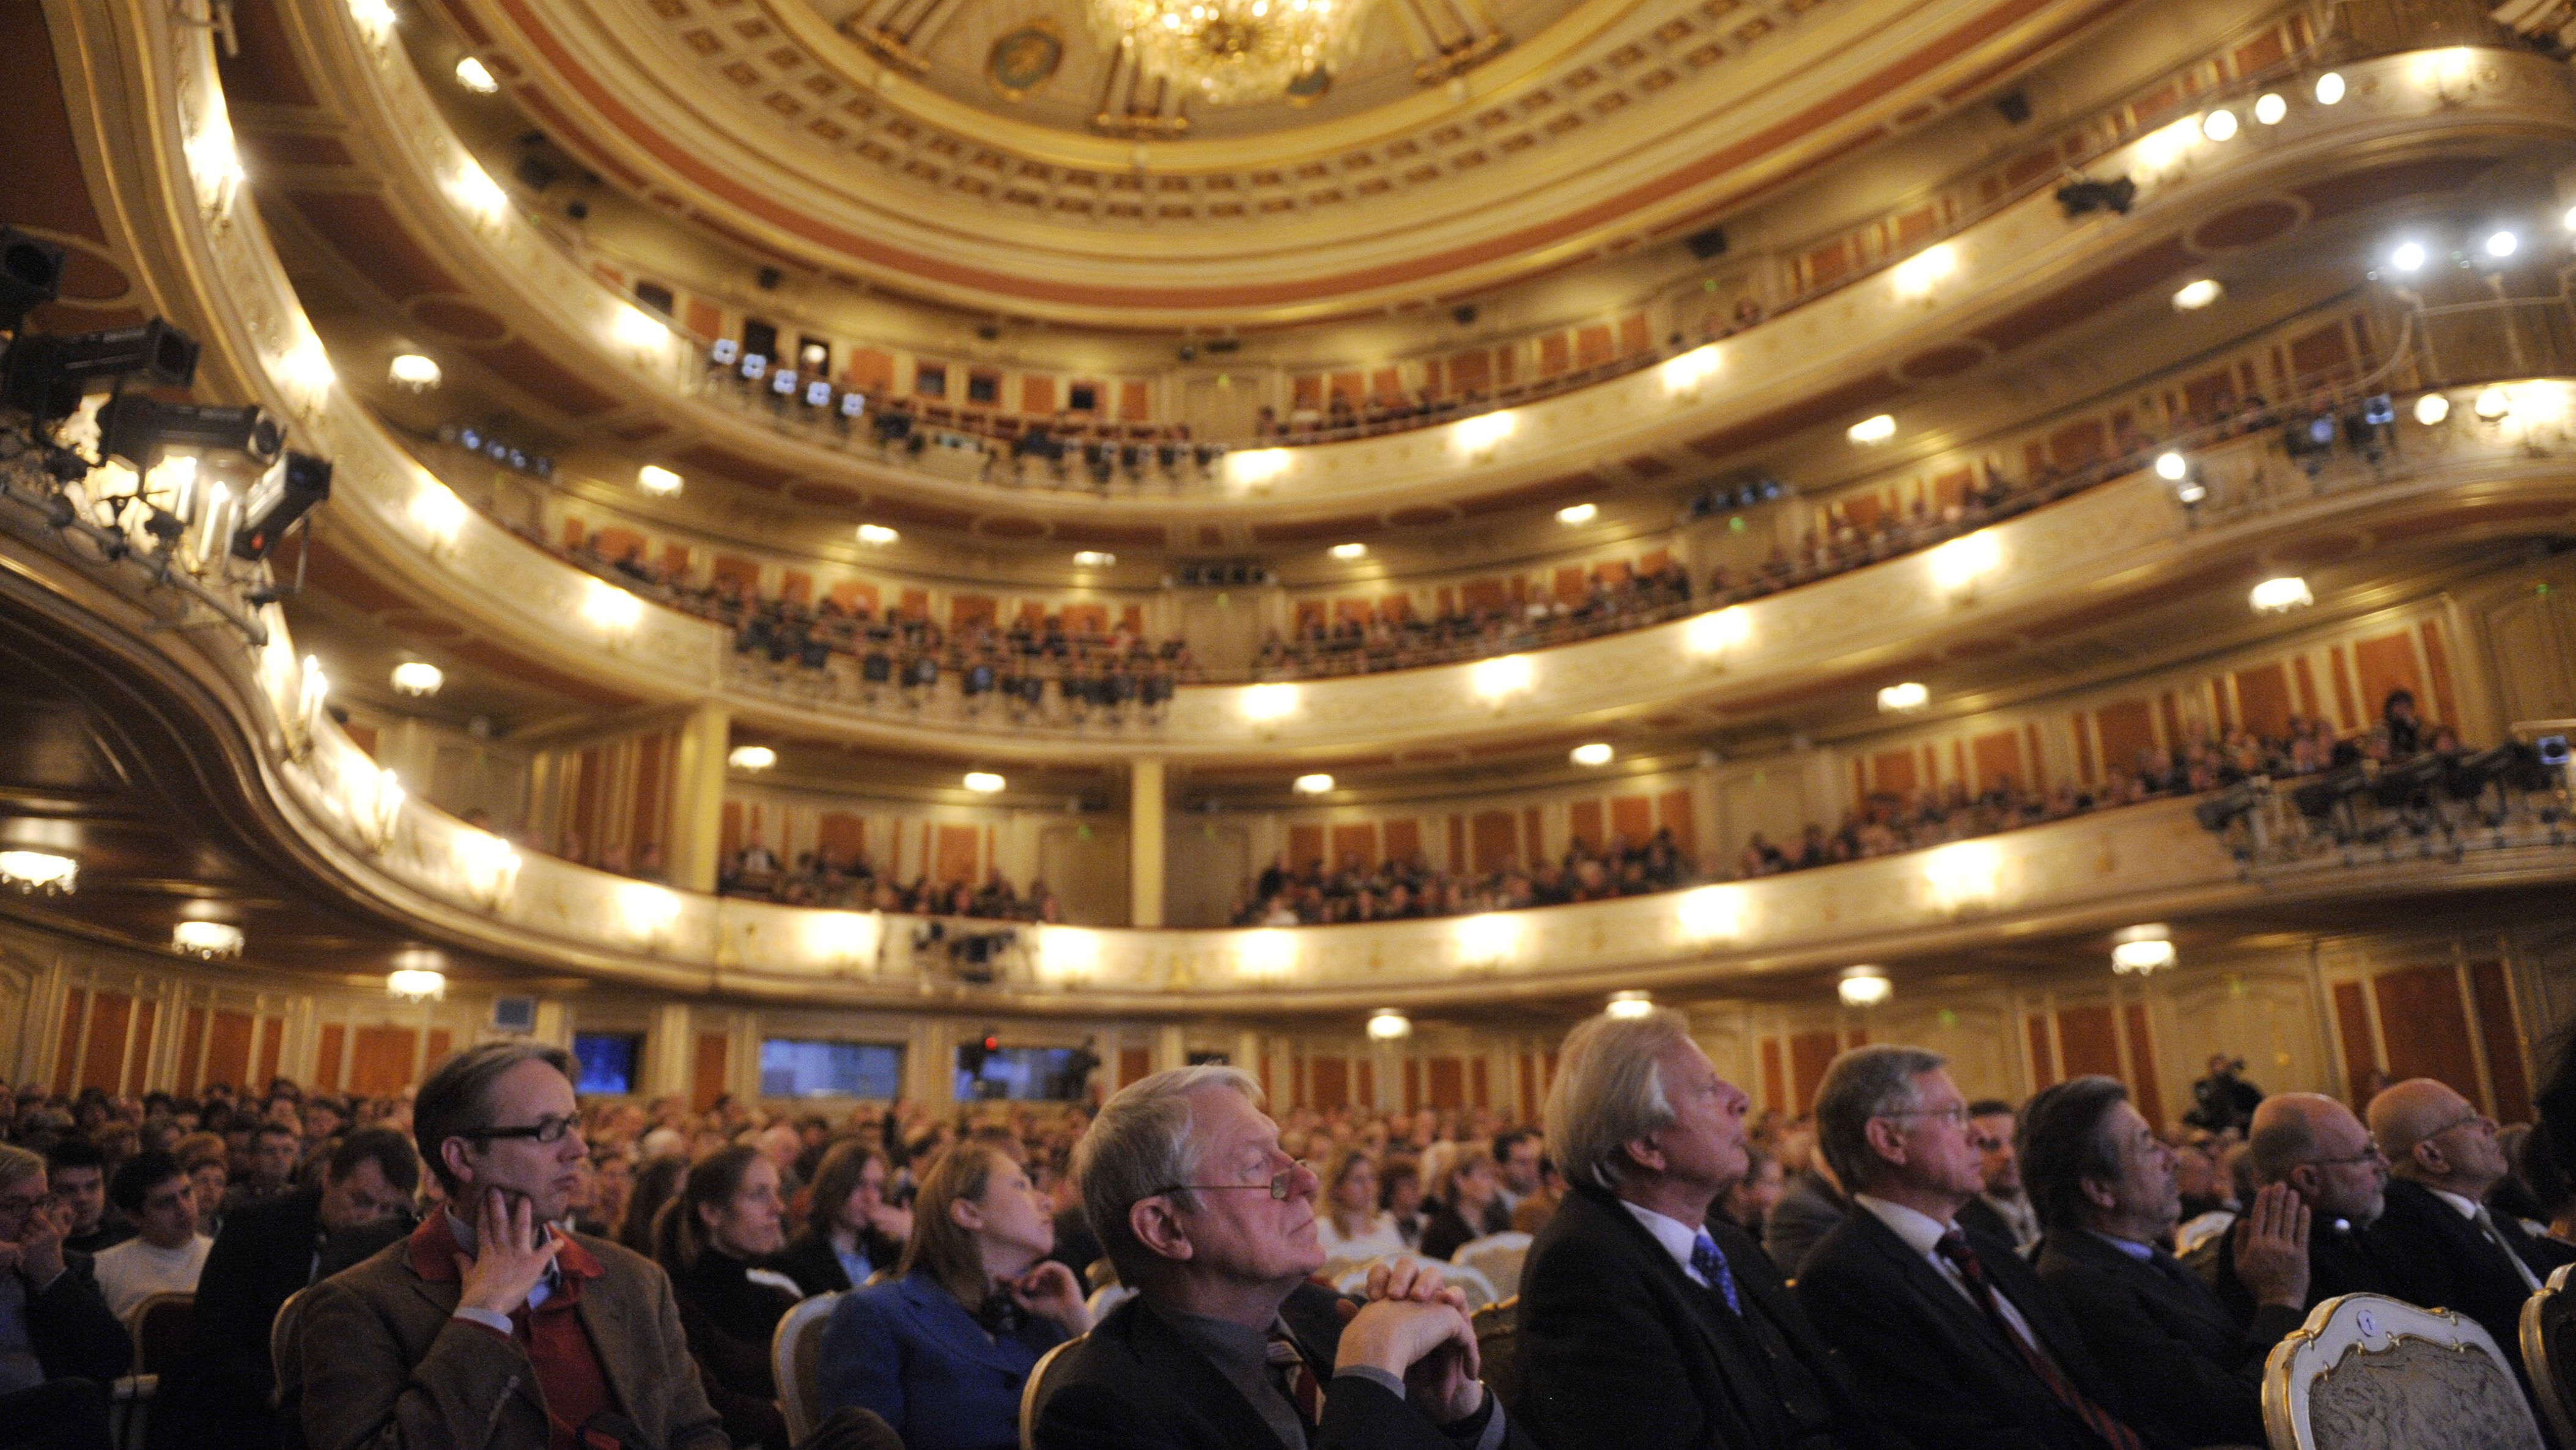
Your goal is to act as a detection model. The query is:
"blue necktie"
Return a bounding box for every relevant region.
[1690,1230,1741,1314]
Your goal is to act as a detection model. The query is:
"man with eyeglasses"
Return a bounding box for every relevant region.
[2363,1077,2576,1383]
[1796,1045,2165,1450]
[2191,1091,2395,1324]
[299,1042,724,1450]
[158,1126,419,1450]
[0,1143,129,1450]
[1035,1064,1529,1450]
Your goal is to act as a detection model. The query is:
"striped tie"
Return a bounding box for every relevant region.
[1936,1232,2142,1450]
[1266,1331,1326,1429]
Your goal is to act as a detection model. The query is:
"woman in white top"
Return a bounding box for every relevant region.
[1313,1146,1409,1261]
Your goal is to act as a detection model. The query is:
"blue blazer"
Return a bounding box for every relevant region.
[819,1267,1068,1450]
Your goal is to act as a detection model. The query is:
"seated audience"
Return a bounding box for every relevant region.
[159,1127,418,1449]
[90,1151,210,1319]
[1711,1147,1784,1242]
[1760,1156,1846,1275]
[1956,1100,2040,1254]
[42,1144,127,1258]
[1381,1157,1429,1249]
[174,1136,227,1240]
[1422,1152,1504,1262]
[297,1043,726,1450]
[1796,1045,2160,1450]
[222,1123,300,1213]
[617,1153,688,1257]
[0,1143,128,1450]
[1517,1007,1894,1450]
[1490,1129,1545,1233]
[2021,1076,2308,1448]
[823,1142,1089,1450]
[777,1140,910,1295]
[655,1145,799,1449]
[1032,1065,1526,1450]
[2192,1091,2393,1320]
[1315,1147,1409,1260]
[2363,1076,2576,1381]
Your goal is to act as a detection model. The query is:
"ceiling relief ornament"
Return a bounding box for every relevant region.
[989,19,1066,100]
[1089,0,1380,106]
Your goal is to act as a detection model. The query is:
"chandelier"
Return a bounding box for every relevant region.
[1089,0,1376,106]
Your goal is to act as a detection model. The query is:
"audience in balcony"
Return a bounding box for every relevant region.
[718,850,1067,920]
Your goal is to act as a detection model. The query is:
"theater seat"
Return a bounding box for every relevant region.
[772,1291,843,1446]
[1017,1333,1085,1450]
[2267,1292,2541,1450]
[2522,1263,2576,1446]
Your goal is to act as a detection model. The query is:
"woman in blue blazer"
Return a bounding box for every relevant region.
[819,1141,1093,1450]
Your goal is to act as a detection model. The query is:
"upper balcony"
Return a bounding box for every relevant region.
[235,2,2576,524]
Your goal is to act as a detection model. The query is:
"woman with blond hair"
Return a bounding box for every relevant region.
[817,1141,1089,1450]
[1314,1144,1408,1260]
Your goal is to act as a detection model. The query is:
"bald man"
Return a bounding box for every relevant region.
[2361,1078,2575,1379]
[2190,1092,2395,1325]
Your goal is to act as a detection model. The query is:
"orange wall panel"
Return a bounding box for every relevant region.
[2467,961,2531,1122]
[1788,1031,1839,1115]
[315,1023,345,1093]
[80,992,132,1094]
[1426,1058,1466,1110]
[2056,1004,2120,1081]
[350,1026,418,1095]
[2352,633,2424,727]
[2372,965,2480,1104]
[691,1032,729,1112]
[205,1010,253,1091]
[51,988,86,1096]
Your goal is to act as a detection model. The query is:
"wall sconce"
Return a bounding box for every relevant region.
[807,911,882,971]
[1455,912,1521,968]
[1924,840,2002,913]
[1227,448,1292,492]
[1470,653,1533,706]
[448,160,509,226]
[1036,926,1101,984]
[1891,244,1956,303]
[1241,683,1298,735]
[621,883,683,951]
[1661,345,1720,397]
[358,768,405,853]
[173,920,245,959]
[1685,605,1751,668]
[1676,884,1746,943]
[1237,929,1296,982]
[409,484,467,558]
[292,654,330,758]
[582,581,644,639]
[1453,410,1516,459]
[1367,1010,1412,1041]
[1928,529,1999,600]
[347,0,397,43]
[457,830,522,912]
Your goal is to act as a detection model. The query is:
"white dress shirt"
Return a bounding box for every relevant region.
[1852,1193,2056,1366]
[1618,1199,1714,1287]
[2430,1186,2543,1292]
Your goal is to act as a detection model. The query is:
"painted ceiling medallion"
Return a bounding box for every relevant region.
[989,21,1066,100]
[1090,0,1379,106]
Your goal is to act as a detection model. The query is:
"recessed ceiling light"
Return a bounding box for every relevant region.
[389,661,444,697]
[2171,279,2221,310]
[2200,109,2237,141]
[857,524,898,545]
[2390,241,2427,272]
[454,56,498,93]
[2314,72,2344,105]
[1847,414,1897,445]
[2253,92,2286,125]
[1556,502,1598,525]
[1570,742,1613,767]
[1293,773,1335,794]
[2485,230,2519,259]
[964,771,1006,793]
[2154,451,2189,480]
[1329,542,1368,560]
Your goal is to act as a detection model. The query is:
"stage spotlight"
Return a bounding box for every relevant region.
[2,319,201,423]
[2390,241,2427,273]
[98,395,285,470]
[0,229,65,333]
[232,452,332,561]
[2055,176,2136,218]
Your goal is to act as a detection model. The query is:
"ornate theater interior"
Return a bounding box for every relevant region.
[6,0,2576,1128]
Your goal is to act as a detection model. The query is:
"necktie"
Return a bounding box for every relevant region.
[1936,1232,2143,1450]
[1266,1331,1326,1429]
[2475,1207,2544,1293]
[1690,1230,1742,1314]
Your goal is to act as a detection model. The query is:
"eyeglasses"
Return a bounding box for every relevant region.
[469,1114,580,1145]
[1881,1104,1972,1128]
[2423,1110,2497,1141]
[1153,1160,1310,1202]
[2305,1144,2388,1168]
[0,1193,52,1218]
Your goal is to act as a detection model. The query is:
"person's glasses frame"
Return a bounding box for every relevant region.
[469,1113,581,1146]
[1880,1104,1973,1129]
[1153,1160,1310,1202]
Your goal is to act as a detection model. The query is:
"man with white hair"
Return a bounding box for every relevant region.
[1033,1065,1526,1450]
[1795,1045,2161,1450]
[1516,1008,1892,1450]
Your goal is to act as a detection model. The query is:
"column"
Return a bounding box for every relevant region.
[668,701,731,894]
[643,1003,693,1099]
[1129,757,1167,927]
[1154,1023,1188,1073]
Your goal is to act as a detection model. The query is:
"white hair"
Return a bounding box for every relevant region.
[1544,1007,1696,1190]
[1074,1064,1263,1279]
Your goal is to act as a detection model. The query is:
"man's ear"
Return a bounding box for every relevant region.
[2079,1176,2119,1213]
[950,1195,986,1233]
[1863,1117,1910,1169]
[439,1138,476,1193]
[1619,1136,1667,1177]
[1129,1197,1192,1262]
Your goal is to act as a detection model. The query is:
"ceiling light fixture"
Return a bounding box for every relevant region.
[388,966,446,1000]
[2486,230,2520,259]
[1367,1009,1412,1041]
[1293,773,1335,794]
[1877,682,1929,713]
[1072,550,1116,568]
[1570,742,1614,767]
[386,353,441,391]
[638,465,682,496]
[2415,392,2451,425]
[1847,413,1897,445]
[1555,502,1598,525]
[2112,937,2177,974]
[1088,0,1374,107]
[453,56,498,92]
[2155,451,2190,480]
[1329,542,1368,560]
[964,771,1006,794]
[2475,386,2513,421]
[2249,576,2314,613]
[173,921,244,959]
[2253,92,2286,125]
[2390,241,2427,273]
[1606,991,1654,1020]
[2314,72,2345,105]
[1838,968,1891,1007]
[856,524,898,545]
[389,661,444,697]
[2200,108,2238,141]
[0,851,77,896]
[2172,279,2222,310]
[728,745,777,771]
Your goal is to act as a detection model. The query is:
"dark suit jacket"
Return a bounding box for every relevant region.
[2187,1207,2390,1327]
[820,1267,1067,1450]
[772,1225,901,1298]
[2034,1230,2303,1448]
[1517,1185,1895,1450]
[7,1251,130,1386]
[155,1188,407,1450]
[1760,1173,1845,1276]
[2364,1178,2576,1376]
[1034,1281,1529,1450]
[297,1218,725,1450]
[1796,1203,2168,1450]
[1420,1202,1480,1264]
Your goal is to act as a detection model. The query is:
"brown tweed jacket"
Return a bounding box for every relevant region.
[298,1216,727,1450]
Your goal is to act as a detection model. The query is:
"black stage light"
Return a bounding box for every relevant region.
[0,229,65,333]
[97,395,284,469]
[2055,177,2136,218]
[2,319,200,423]
[231,452,331,561]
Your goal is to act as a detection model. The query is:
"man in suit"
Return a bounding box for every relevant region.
[152,1127,418,1450]
[1516,1007,1896,1450]
[1956,1100,2040,1256]
[1035,1064,1528,1450]
[2191,1092,2393,1322]
[1795,1045,2165,1450]
[2021,1076,2310,1448]
[298,1042,726,1450]
[1489,1132,1543,1236]
[2363,1076,2576,1379]
[1760,1163,1845,1275]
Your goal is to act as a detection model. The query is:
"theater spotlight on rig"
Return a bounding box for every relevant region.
[97,396,285,471]
[232,452,332,561]
[0,229,66,335]
[2055,176,2137,218]
[0,319,200,425]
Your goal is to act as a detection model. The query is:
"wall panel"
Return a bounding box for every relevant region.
[2371,965,2480,1105]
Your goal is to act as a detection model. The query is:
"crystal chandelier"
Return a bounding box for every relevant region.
[1090,0,1376,106]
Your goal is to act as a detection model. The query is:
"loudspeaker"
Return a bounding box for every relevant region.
[1996,90,2032,125]
[1685,226,1729,259]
